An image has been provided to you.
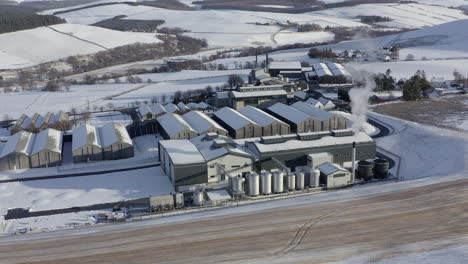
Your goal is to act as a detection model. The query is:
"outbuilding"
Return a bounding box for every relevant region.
[72,124,103,163]
[212,107,262,139]
[29,128,63,168]
[306,98,325,109]
[317,162,351,188]
[182,111,228,136]
[99,123,134,160]
[238,106,290,136]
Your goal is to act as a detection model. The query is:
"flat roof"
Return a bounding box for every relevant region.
[267,103,312,124]
[238,106,286,127]
[160,140,205,165]
[231,89,287,99]
[269,61,302,70]
[291,102,333,121]
[214,107,258,130]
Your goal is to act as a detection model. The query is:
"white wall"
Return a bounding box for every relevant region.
[207,154,252,183]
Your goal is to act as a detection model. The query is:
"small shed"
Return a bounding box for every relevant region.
[99,123,134,160]
[72,124,103,163]
[238,106,290,136]
[157,113,198,140]
[138,104,155,121]
[182,111,228,136]
[29,128,63,168]
[212,107,262,139]
[317,162,351,188]
[0,131,33,171]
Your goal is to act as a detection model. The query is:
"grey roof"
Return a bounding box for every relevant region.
[72,124,102,152]
[164,103,181,113]
[160,140,205,165]
[317,162,348,175]
[152,103,167,115]
[182,111,227,134]
[230,89,287,99]
[238,106,286,127]
[177,102,191,112]
[267,103,312,124]
[213,107,259,130]
[157,113,196,137]
[291,101,333,121]
[306,98,324,107]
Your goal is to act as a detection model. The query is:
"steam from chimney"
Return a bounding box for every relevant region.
[348,68,376,133]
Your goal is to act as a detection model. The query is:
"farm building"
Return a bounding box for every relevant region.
[159,139,207,188]
[182,111,228,136]
[157,113,198,140]
[291,101,346,131]
[326,63,350,76]
[312,63,333,77]
[266,103,318,133]
[47,111,70,132]
[34,112,53,131]
[238,106,290,136]
[29,128,63,168]
[11,114,34,134]
[0,131,33,170]
[318,97,336,110]
[317,162,352,188]
[72,124,103,163]
[99,123,134,160]
[306,98,325,109]
[212,107,262,139]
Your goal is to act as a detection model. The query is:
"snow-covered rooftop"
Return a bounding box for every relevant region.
[0,131,33,158]
[313,63,333,77]
[99,123,132,148]
[317,162,348,175]
[306,98,324,107]
[182,111,226,134]
[157,113,196,137]
[138,104,153,115]
[160,139,205,165]
[238,106,286,127]
[269,61,302,70]
[291,101,333,121]
[267,103,312,124]
[72,124,101,152]
[165,103,181,113]
[214,107,259,130]
[152,103,167,115]
[177,102,191,112]
[230,89,287,98]
[29,128,63,155]
[207,190,231,202]
[216,91,230,99]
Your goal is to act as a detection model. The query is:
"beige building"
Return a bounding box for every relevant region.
[238,106,290,136]
[212,107,262,139]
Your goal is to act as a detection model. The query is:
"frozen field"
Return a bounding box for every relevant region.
[0,24,161,70]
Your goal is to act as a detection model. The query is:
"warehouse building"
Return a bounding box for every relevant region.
[100,123,134,160]
[182,111,228,136]
[137,104,155,121]
[72,124,103,163]
[238,106,290,136]
[230,88,288,110]
[318,97,336,110]
[0,131,33,170]
[152,103,168,118]
[165,103,181,114]
[29,128,63,168]
[157,113,198,140]
[306,98,325,109]
[291,101,346,130]
[268,61,302,77]
[212,107,262,139]
[177,102,191,114]
[245,130,376,171]
[266,103,318,133]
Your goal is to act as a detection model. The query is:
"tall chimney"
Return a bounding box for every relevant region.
[266,53,269,73]
[351,142,356,183]
[255,49,258,68]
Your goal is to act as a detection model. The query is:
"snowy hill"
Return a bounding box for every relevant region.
[0,24,160,70]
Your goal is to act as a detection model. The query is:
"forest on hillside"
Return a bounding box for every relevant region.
[0,5,66,34]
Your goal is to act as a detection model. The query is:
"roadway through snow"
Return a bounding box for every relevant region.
[0,177,466,263]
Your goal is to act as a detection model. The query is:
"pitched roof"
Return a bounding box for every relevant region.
[0,131,34,158]
[157,113,196,137]
[29,128,63,155]
[165,103,181,113]
[291,101,333,121]
[72,124,101,152]
[267,103,311,124]
[99,123,132,148]
[182,111,226,134]
[238,106,286,127]
[213,107,258,130]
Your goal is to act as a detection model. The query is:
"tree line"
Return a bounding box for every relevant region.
[0,5,66,34]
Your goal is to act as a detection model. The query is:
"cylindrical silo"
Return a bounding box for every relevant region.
[357,160,374,181]
[260,171,272,195]
[231,175,244,195]
[287,173,296,191]
[248,173,260,196]
[296,172,305,190]
[308,169,320,188]
[193,191,204,206]
[273,170,284,193]
[374,159,389,179]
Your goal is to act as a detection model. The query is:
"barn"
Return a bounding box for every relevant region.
[157,113,198,140]
[238,106,290,136]
[0,131,33,171]
[99,123,134,160]
[182,111,228,136]
[29,128,63,168]
[266,103,318,133]
[72,124,103,163]
[212,107,262,139]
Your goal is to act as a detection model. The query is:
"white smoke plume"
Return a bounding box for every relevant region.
[348,68,376,133]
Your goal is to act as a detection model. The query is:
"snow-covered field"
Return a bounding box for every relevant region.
[0,24,161,70]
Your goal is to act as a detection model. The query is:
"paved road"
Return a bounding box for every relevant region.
[1,178,467,264]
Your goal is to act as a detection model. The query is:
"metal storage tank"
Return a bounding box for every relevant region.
[357,160,374,181]
[374,159,389,179]
[248,173,260,196]
[296,172,305,190]
[273,170,284,193]
[260,171,272,195]
[308,169,320,188]
[231,175,245,195]
[193,191,204,206]
[287,173,296,191]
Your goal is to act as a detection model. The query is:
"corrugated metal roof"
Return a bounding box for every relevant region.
[291,101,333,121]
[164,103,181,113]
[157,113,196,137]
[182,111,226,134]
[213,107,258,130]
[230,89,287,99]
[238,106,286,127]
[269,61,302,70]
[267,103,311,124]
